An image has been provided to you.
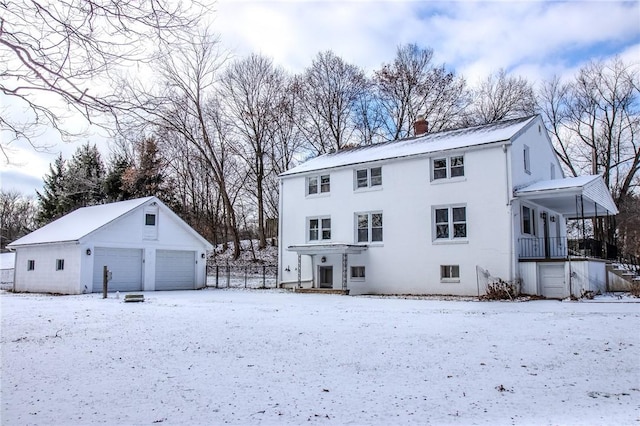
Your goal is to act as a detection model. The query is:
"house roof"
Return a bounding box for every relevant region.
[515,175,618,218]
[281,115,537,177]
[7,197,212,249]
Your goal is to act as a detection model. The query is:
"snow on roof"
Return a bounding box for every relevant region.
[281,115,537,177]
[516,175,600,193]
[8,197,154,247]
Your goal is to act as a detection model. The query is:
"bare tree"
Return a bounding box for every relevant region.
[538,57,640,245]
[220,54,287,249]
[467,69,537,125]
[0,0,207,161]
[373,43,468,140]
[0,190,36,250]
[124,29,242,258]
[294,51,368,154]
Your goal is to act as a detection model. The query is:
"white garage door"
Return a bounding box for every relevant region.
[155,250,196,290]
[539,264,567,299]
[93,248,143,292]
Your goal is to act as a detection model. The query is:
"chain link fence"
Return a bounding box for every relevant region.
[206,262,278,289]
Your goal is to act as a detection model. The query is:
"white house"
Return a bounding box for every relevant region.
[7,196,212,294]
[278,115,618,298]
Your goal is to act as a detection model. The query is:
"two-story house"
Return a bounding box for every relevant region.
[277,115,618,298]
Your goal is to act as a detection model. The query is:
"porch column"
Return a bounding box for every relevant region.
[297,254,301,288]
[342,253,348,291]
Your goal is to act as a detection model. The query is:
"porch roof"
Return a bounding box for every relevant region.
[515,175,618,219]
[287,243,368,255]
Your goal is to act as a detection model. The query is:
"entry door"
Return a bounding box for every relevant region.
[319,266,333,289]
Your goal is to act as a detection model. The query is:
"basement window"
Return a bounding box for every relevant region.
[440,265,460,282]
[351,266,365,281]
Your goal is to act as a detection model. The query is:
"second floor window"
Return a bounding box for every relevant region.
[433,155,464,180]
[56,259,64,271]
[355,167,382,189]
[307,175,330,195]
[309,217,331,241]
[356,212,383,243]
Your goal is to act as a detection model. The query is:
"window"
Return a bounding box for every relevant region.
[432,155,464,180]
[524,145,531,174]
[27,260,35,271]
[356,212,383,243]
[550,163,556,179]
[307,175,330,195]
[309,217,331,241]
[145,214,156,226]
[522,206,536,235]
[441,265,460,282]
[355,167,382,189]
[56,259,64,271]
[434,206,467,240]
[351,266,365,280]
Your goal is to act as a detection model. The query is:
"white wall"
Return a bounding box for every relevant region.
[280,143,515,296]
[13,244,83,294]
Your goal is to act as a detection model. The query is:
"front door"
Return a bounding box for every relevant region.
[319,266,333,289]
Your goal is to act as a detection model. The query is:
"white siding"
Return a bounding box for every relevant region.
[281,144,514,296]
[13,244,82,294]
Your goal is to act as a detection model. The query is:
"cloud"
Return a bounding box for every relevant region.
[216,0,639,86]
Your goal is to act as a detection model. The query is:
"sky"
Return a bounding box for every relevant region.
[2,0,639,196]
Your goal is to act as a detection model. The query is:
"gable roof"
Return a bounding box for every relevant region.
[7,197,212,248]
[281,115,538,177]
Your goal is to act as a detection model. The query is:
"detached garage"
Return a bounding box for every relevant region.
[7,196,212,295]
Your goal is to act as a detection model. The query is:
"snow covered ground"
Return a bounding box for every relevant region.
[1,289,638,425]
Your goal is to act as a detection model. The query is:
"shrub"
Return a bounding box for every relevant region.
[483,278,520,300]
[630,281,640,298]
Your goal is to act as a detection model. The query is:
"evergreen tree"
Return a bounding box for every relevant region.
[36,154,68,225]
[122,137,165,198]
[65,142,106,208]
[104,152,134,202]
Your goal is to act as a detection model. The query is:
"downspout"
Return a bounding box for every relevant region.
[503,143,514,282]
[277,178,284,288]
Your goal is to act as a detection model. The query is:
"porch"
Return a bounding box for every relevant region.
[518,237,617,261]
[286,243,368,292]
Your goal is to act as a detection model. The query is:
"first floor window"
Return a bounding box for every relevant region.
[27,260,35,271]
[309,217,331,241]
[522,205,535,235]
[56,259,64,271]
[434,206,467,240]
[441,265,460,281]
[356,212,383,243]
[351,266,365,280]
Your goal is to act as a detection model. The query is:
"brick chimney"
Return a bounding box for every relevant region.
[414,115,428,136]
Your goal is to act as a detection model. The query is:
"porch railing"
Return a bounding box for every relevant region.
[518,237,617,260]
